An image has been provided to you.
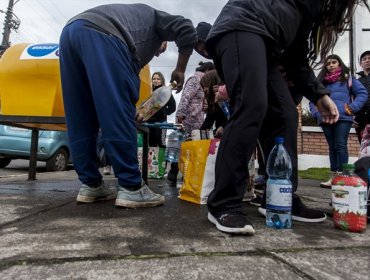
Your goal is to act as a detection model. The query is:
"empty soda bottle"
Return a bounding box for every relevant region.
[137,83,175,121]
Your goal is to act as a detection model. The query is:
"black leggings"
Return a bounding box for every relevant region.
[207,31,298,215]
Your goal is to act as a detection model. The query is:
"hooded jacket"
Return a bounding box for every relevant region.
[205,0,329,104]
[67,4,197,68]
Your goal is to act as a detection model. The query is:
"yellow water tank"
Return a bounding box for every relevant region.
[0,43,63,117]
[0,43,151,130]
[138,63,152,106]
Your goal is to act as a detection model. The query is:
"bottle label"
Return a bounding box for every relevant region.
[266,179,292,211]
[332,184,367,215]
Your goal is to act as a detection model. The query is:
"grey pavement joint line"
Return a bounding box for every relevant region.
[0,246,369,273]
[265,251,317,280]
[0,200,75,229]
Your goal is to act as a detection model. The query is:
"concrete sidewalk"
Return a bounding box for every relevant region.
[0,171,369,280]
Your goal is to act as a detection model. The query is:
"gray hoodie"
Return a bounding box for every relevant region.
[67,3,197,68]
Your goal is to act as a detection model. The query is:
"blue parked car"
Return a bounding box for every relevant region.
[0,125,71,171]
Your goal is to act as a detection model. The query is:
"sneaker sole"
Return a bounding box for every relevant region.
[207,213,255,235]
[242,197,256,202]
[250,201,262,207]
[258,207,327,223]
[76,193,116,203]
[258,207,266,216]
[292,213,327,223]
[115,196,165,208]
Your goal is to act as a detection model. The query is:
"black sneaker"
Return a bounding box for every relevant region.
[254,175,266,193]
[208,212,255,235]
[292,195,327,223]
[167,162,178,183]
[258,195,327,223]
[249,195,263,207]
[166,179,177,188]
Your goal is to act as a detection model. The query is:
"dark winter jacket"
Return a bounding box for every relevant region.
[67,4,197,68]
[205,0,329,104]
[200,105,228,131]
[355,71,370,117]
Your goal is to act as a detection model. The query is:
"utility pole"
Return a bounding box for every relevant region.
[1,0,20,49]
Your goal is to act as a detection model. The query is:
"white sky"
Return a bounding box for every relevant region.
[0,0,228,122]
[0,0,369,116]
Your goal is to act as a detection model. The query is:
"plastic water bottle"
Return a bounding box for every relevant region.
[265,137,292,229]
[137,83,175,121]
[165,130,185,162]
[218,101,230,119]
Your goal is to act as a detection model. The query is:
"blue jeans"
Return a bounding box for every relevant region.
[321,121,352,172]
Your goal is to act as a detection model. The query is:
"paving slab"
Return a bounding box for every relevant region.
[0,172,369,279]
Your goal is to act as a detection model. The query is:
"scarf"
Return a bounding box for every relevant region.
[324,67,342,83]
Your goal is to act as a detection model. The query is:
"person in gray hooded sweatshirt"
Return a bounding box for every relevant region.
[59,4,197,208]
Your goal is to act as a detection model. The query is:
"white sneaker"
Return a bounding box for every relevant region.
[103,166,111,175]
[115,181,165,208]
[320,178,332,188]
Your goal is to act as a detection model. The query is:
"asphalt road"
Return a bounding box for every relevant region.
[0,159,74,177]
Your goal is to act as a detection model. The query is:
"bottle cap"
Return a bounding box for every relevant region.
[342,163,354,171]
[275,137,284,144]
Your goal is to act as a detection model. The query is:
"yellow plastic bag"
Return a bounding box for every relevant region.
[178,139,221,204]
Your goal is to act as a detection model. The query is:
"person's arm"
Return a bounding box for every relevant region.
[154,10,197,92]
[176,76,197,122]
[282,34,338,124]
[200,109,216,130]
[347,78,368,114]
[282,40,329,104]
[171,53,191,92]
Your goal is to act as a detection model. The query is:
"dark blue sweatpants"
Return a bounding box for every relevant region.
[59,20,141,188]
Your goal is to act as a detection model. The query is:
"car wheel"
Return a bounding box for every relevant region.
[46,148,68,171]
[0,158,11,168]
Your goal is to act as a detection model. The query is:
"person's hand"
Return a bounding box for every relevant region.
[214,85,229,102]
[316,95,339,124]
[135,112,144,123]
[215,126,224,138]
[170,71,185,93]
[176,116,185,123]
